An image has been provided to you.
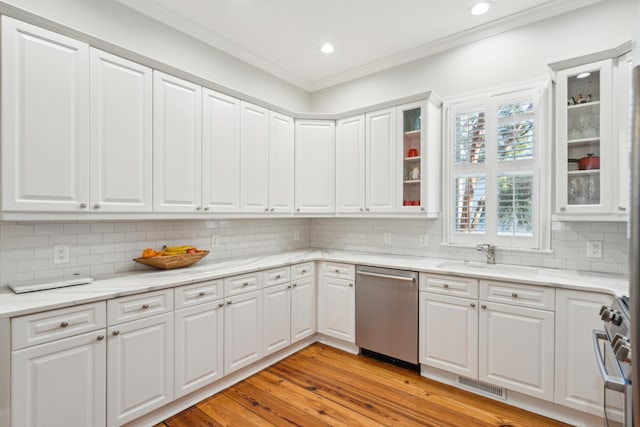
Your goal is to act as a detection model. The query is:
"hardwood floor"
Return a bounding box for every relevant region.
[157,343,571,427]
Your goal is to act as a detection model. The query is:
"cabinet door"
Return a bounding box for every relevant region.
[336,115,366,213]
[291,276,316,342]
[419,292,478,378]
[1,17,90,212]
[366,108,396,212]
[262,283,291,356]
[107,312,173,426]
[614,52,632,216]
[174,301,224,399]
[555,290,613,416]
[295,120,336,213]
[555,59,613,216]
[224,290,263,375]
[90,48,152,212]
[479,302,554,402]
[318,276,355,343]
[240,102,269,213]
[269,112,295,213]
[12,330,106,427]
[202,89,241,212]
[153,71,202,212]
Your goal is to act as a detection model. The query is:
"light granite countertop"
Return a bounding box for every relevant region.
[0,249,629,318]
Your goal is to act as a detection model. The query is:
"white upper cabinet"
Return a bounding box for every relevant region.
[268,112,295,213]
[295,120,336,213]
[336,115,366,213]
[614,52,632,216]
[1,16,90,212]
[366,108,397,212]
[240,102,270,213]
[153,71,203,212]
[202,89,241,213]
[90,48,152,212]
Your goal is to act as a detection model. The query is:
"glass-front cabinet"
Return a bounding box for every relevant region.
[555,59,614,217]
[397,98,441,217]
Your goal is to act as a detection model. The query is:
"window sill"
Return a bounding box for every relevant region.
[440,242,554,255]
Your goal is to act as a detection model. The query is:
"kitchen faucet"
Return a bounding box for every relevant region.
[475,243,496,264]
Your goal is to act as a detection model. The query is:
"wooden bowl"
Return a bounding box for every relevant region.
[133,251,209,270]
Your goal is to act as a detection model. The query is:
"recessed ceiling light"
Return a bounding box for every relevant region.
[576,72,591,79]
[470,1,492,15]
[320,43,335,54]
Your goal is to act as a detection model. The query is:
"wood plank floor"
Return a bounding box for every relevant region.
[156,343,571,427]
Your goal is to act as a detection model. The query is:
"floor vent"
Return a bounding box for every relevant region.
[457,376,506,400]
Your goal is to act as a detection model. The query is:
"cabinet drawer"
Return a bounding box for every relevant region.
[12,302,106,350]
[320,262,355,279]
[420,273,478,299]
[263,266,291,288]
[480,280,555,310]
[224,272,262,297]
[175,279,223,309]
[107,289,173,325]
[291,262,314,280]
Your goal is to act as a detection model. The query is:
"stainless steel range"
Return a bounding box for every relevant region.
[594,296,632,426]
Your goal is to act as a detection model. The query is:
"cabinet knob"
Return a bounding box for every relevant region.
[97,335,105,341]
[199,291,206,296]
[196,206,202,211]
[301,269,307,274]
[204,207,210,211]
[275,274,281,279]
[293,283,297,287]
[264,208,269,212]
[420,207,425,211]
[270,208,275,212]
[218,303,224,308]
[242,282,249,287]
[481,304,487,309]
[296,208,300,212]
[227,301,232,305]
[287,285,292,289]
[470,303,476,308]
[443,284,449,289]
[349,283,353,287]
[93,203,101,209]
[619,206,627,211]
[360,208,364,212]
[112,330,120,336]
[141,304,149,309]
[60,321,69,328]
[79,203,87,209]
[560,206,566,211]
[335,269,340,273]
[511,293,518,298]
[365,208,370,212]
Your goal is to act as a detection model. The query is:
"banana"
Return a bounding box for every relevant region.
[163,245,192,252]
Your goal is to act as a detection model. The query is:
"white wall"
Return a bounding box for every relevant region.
[310,0,636,112]
[0,0,310,113]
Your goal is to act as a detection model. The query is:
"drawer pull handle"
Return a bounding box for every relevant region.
[335,269,340,273]
[242,282,249,287]
[60,321,69,328]
[470,303,476,308]
[141,304,149,309]
[227,301,232,305]
[97,335,105,341]
[218,303,224,308]
[349,283,354,287]
[293,283,297,287]
[301,269,307,273]
[443,284,449,288]
[287,285,292,289]
[112,330,120,336]
[512,293,518,298]
[199,291,206,296]
[481,304,487,309]
[275,274,281,279]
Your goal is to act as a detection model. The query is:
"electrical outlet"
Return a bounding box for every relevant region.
[294,230,300,241]
[383,233,392,245]
[211,234,220,248]
[419,234,428,247]
[52,245,69,265]
[586,241,603,259]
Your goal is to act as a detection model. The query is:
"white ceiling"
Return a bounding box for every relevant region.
[116,0,603,92]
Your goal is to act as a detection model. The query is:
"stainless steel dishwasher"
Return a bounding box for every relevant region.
[355,265,418,365]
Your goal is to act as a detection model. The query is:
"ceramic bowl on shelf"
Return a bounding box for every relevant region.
[407,148,418,157]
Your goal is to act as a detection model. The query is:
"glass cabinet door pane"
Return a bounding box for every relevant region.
[402,107,421,207]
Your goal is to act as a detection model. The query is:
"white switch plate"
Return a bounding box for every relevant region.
[52,245,69,265]
[211,234,220,248]
[586,241,603,259]
[383,233,391,245]
[294,230,300,241]
[419,234,428,247]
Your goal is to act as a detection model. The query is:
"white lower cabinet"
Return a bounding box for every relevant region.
[419,292,478,378]
[12,330,107,427]
[224,290,263,375]
[291,276,316,342]
[318,273,355,343]
[107,312,174,426]
[479,301,555,402]
[262,282,292,356]
[174,300,224,399]
[555,290,615,416]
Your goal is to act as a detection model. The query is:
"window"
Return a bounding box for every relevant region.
[444,82,550,250]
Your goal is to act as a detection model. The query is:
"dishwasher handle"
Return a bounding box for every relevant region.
[356,270,416,282]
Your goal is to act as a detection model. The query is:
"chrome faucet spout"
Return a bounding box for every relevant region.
[475,243,496,264]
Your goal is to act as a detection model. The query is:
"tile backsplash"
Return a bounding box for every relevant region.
[0,217,628,288]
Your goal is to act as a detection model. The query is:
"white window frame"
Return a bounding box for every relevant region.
[442,79,551,251]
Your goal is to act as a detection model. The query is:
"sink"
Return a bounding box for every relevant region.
[436,260,539,275]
